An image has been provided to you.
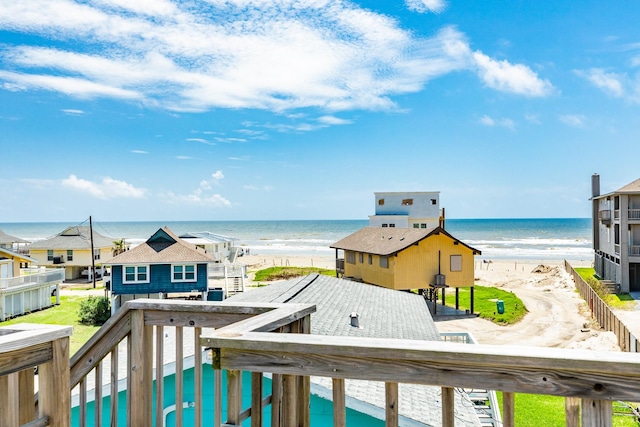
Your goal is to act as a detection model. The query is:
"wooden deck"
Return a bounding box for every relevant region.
[2,299,640,426]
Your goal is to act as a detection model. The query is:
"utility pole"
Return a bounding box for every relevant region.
[90,216,96,289]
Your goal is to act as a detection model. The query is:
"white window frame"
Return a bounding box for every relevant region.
[123,265,150,284]
[172,264,197,282]
[94,249,101,261]
[47,250,53,261]
[67,249,73,262]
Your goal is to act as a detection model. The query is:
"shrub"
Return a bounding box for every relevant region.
[78,296,111,325]
[586,275,609,299]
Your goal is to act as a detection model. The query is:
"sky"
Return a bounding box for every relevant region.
[1,0,639,222]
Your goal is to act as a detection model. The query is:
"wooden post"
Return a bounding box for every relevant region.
[194,327,203,427]
[214,369,222,427]
[227,370,242,425]
[251,372,263,427]
[0,372,19,427]
[94,361,103,427]
[385,382,398,427]
[18,368,35,425]
[470,286,475,314]
[128,310,152,427]
[565,397,580,427]
[441,387,455,427]
[502,391,515,427]
[582,399,612,427]
[296,316,311,427]
[38,336,70,427]
[332,378,346,427]
[110,348,119,427]
[155,326,164,427]
[271,374,282,427]
[175,326,184,426]
[455,288,459,310]
[282,374,297,427]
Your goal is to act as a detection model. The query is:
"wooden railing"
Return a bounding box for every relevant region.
[564,260,639,352]
[203,322,640,427]
[69,299,315,427]
[0,323,73,426]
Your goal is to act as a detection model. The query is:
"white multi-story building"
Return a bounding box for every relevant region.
[368,191,445,229]
[591,174,640,292]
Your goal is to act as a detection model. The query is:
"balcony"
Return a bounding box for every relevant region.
[630,245,640,257]
[335,258,345,275]
[598,209,612,224]
[629,209,640,221]
[2,300,640,427]
[0,268,64,321]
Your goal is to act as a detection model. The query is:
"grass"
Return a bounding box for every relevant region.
[574,267,636,309]
[496,393,639,426]
[253,266,335,282]
[444,285,527,324]
[2,295,100,355]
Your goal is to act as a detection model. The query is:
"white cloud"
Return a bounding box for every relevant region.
[211,170,224,181]
[525,114,541,124]
[406,0,446,14]
[175,156,192,160]
[61,174,145,199]
[479,114,515,129]
[473,52,554,97]
[186,138,215,146]
[162,170,230,206]
[62,108,85,115]
[0,1,551,112]
[130,149,148,154]
[559,114,586,127]
[244,184,273,191]
[317,115,352,125]
[576,68,625,97]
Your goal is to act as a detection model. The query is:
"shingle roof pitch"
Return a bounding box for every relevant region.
[617,178,640,193]
[330,226,480,255]
[228,274,441,341]
[107,227,214,265]
[28,226,114,250]
[0,229,28,244]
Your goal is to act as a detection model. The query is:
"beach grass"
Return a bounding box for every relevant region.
[253,266,335,281]
[1,295,100,356]
[444,285,526,324]
[496,392,639,426]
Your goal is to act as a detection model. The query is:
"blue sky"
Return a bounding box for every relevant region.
[1,0,638,222]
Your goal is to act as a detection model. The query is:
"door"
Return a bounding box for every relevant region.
[631,263,640,292]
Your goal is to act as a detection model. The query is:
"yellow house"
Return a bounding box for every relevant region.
[331,226,480,309]
[0,247,35,279]
[28,226,114,281]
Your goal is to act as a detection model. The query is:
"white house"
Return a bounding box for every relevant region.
[368,191,444,229]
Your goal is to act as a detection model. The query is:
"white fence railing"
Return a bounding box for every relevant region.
[0,269,64,321]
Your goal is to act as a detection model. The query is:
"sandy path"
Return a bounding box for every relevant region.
[437,261,620,351]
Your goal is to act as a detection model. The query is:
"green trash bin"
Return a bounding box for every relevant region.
[496,299,505,314]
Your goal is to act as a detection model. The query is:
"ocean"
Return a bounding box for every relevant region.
[0,218,592,262]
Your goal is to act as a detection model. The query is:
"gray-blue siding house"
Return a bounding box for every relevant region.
[107,227,214,311]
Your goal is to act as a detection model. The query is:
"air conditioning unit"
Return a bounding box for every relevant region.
[434,274,446,286]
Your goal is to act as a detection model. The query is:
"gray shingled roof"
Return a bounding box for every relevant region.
[229,274,440,340]
[0,230,28,245]
[617,178,640,193]
[227,275,481,427]
[107,227,214,265]
[330,226,480,256]
[28,226,113,250]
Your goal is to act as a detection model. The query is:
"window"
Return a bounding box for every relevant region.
[450,255,462,272]
[382,224,388,227]
[368,254,372,265]
[359,253,364,263]
[346,251,356,264]
[378,199,384,205]
[431,199,437,205]
[420,223,427,228]
[173,264,196,282]
[67,250,73,262]
[380,256,389,268]
[94,249,101,261]
[124,265,149,284]
[47,250,53,261]
[402,199,413,206]
[389,224,395,227]
[413,224,419,228]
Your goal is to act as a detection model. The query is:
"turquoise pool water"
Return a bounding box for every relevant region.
[72,366,384,426]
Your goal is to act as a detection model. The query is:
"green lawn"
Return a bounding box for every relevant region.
[1,295,100,356]
[574,267,636,309]
[253,266,335,282]
[444,285,527,324]
[496,393,639,426]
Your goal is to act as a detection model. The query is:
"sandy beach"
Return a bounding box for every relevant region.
[238,255,621,351]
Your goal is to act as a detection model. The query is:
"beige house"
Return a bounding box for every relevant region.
[28,226,114,281]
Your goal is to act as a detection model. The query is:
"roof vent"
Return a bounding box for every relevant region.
[349,312,361,328]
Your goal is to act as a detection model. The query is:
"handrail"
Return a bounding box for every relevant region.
[203,330,640,401]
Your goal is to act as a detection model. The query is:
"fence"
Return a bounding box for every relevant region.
[0,268,64,321]
[564,260,639,352]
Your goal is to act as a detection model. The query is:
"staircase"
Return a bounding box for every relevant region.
[466,389,500,427]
